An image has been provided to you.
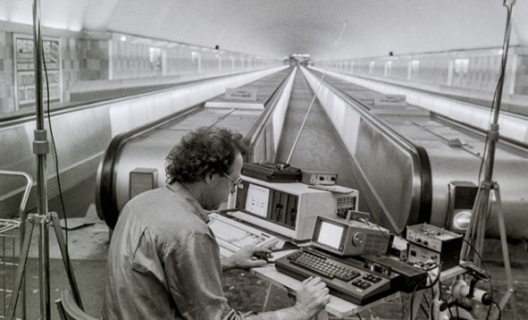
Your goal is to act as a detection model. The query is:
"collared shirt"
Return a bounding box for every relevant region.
[102,183,277,320]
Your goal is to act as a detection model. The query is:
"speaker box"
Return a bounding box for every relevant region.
[447,181,478,233]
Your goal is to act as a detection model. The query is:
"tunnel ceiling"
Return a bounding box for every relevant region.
[2,0,528,61]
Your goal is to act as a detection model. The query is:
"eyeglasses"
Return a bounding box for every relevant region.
[222,173,242,192]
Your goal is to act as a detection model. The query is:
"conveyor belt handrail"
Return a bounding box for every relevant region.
[304,68,432,232]
[245,68,296,162]
[0,70,258,129]
[95,107,201,229]
[96,68,294,228]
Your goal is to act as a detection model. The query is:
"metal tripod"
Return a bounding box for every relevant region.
[461,182,517,319]
[7,213,84,320]
[460,1,518,319]
[7,0,83,319]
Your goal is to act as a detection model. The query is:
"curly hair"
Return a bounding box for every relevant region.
[165,126,248,184]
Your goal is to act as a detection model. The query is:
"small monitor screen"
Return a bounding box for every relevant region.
[245,183,270,218]
[315,220,345,250]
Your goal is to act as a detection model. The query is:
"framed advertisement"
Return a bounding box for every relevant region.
[13,34,62,109]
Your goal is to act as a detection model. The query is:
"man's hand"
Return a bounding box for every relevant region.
[293,277,330,319]
[221,245,272,271]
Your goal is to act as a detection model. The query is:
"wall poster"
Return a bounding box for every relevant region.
[14,34,62,109]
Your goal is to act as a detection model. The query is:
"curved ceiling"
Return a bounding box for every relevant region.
[2,0,528,61]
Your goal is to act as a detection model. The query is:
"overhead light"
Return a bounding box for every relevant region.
[120,35,127,42]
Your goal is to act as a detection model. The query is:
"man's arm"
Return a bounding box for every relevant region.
[221,246,271,271]
[245,277,330,320]
[167,233,329,320]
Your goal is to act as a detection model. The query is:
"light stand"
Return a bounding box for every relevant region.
[460,1,518,319]
[6,0,83,319]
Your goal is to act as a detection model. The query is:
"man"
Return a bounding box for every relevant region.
[103,126,330,319]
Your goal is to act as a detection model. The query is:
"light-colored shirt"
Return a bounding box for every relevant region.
[102,183,276,320]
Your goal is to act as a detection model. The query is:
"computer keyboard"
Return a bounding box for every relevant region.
[288,249,361,281]
[275,247,398,305]
[208,213,280,253]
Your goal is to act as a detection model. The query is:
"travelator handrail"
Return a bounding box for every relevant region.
[0,69,265,129]
[245,68,296,163]
[95,68,294,229]
[303,67,432,234]
[95,106,202,229]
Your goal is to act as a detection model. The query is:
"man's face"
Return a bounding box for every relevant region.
[204,152,243,210]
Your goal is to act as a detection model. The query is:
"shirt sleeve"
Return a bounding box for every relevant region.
[163,230,241,319]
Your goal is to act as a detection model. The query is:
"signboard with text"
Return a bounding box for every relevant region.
[224,88,258,101]
[14,34,61,108]
[373,94,406,107]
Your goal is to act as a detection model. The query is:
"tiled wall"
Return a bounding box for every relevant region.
[79,39,110,80]
[61,38,110,102]
[514,55,528,95]
[0,30,110,112]
[316,48,528,106]
[0,30,15,114]
[166,45,194,75]
[112,40,153,79]
[0,22,281,118]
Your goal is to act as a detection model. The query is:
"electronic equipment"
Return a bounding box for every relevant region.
[451,279,492,306]
[360,254,428,292]
[311,215,390,257]
[407,243,458,270]
[275,247,398,305]
[242,162,302,183]
[301,170,338,185]
[447,181,478,233]
[228,176,358,240]
[406,223,463,253]
[406,223,463,270]
[208,213,280,253]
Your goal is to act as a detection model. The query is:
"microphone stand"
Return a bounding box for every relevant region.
[460,1,518,319]
[7,0,83,319]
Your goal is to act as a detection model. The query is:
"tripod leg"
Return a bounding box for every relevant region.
[462,185,485,262]
[50,213,84,310]
[7,219,36,320]
[492,184,518,320]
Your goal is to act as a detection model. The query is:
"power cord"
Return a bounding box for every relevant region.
[488,300,502,320]
[461,238,496,320]
[409,263,443,320]
[41,43,69,247]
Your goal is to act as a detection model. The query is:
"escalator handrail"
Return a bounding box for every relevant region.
[95,106,202,228]
[96,68,294,228]
[0,69,272,129]
[305,67,432,228]
[245,67,296,162]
